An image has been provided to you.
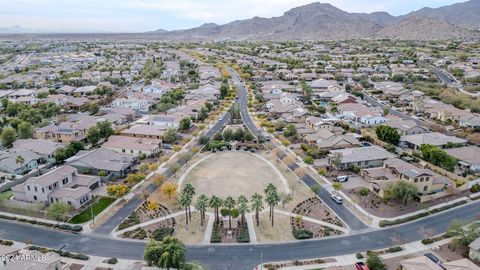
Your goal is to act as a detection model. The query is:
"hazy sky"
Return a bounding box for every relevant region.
[0,0,468,32]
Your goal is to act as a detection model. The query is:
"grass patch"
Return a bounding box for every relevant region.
[0,190,13,200]
[69,197,116,224]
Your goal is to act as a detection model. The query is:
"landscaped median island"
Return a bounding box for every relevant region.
[379,199,468,227]
[69,196,116,224]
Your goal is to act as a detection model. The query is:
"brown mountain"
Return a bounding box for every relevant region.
[404,0,480,30]
[153,1,480,41]
[376,16,480,40]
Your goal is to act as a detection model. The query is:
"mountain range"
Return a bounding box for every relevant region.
[154,0,480,41]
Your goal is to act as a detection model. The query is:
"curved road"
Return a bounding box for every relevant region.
[1,68,478,270]
[1,200,479,269]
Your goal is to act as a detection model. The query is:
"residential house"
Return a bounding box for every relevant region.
[12,165,100,209]
[102,135,162,157]
[120,125,165,139]
[0,150,42,176]
[400,255,479,270]
[445,146,480,173]
[13,139,66,164]
[66,148,136,177]
[362,158,448,198]
[328,146,395,170]
[34,121,92,143]
[399,132,468,150]
[385,118,429,135]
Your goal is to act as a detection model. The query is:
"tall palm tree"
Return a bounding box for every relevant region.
[237,195,249,228]
[179,192,192,225]
[264,183,277,219]
[250,193,264,227]
[223,196,236,230]
[182,183,196,219]
[194,194,208,227]
[209,195,223,224]
[264,184,280,227]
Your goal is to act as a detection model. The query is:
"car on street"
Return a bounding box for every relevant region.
[331,194,343,204]
[336,175,349,182]
[354,262,369,270]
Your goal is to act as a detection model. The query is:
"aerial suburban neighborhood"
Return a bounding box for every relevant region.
[1,1,480,270]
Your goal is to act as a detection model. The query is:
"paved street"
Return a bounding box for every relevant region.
[94,112,231,234]
[228,67,262,138]
[2,199,480,270]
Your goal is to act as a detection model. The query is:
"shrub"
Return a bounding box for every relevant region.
[356,253,364,259]
[421,238,434,245]
[106,257,118,264]
[471,184,480,193]
[220,208,230,217]
[387,246,403,253]
[230,209,239,218]
[152,227,174,241]
[292,229,313,239]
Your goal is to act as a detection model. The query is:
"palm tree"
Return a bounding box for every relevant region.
[179,192,192,225]
[237,195,249,228]
[264,183,277,219]
[16,155,25,173]
[209,195,223,224]
[250,193,264,227]
[264,184,280,227]
[182,184,195,219]
[194,194,208,227]
[223,196,236,230]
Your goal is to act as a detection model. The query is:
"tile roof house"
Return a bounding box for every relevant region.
[362,158,448,198]
[13,139,66,163]
[12,165,100,209]
[445,146,480,173]
[328,146,395,170]
[66,148,136,177]
[120,125,165,139]
[0,149,42,175]
[401,255,479,270]
[102,135,162,157]
[400,132,468,150]
[385,118,429,135]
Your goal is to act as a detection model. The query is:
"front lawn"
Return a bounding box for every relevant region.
[0,190,13,200]
[69,196,116,224]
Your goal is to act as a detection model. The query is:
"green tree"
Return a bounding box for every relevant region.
[223,196,236,229]
[179,192,192,226]
[366,252,387,270]
[237,195,249,228]
[87,126,101,144]
[1,127,16,147]
[47,202,72,223]
[163,128,179,143]
[17,121,33,139]
[278,192,292,209]
[97,121,114,138]
[333,182,343,195]
[283,124,297,138]
[179,117,192,131]
[144,238,185,270]
[304,156,314,165]
[375,125,400,145]
[250,193,264,227]
[387,181,419,205]
[194,194,209,227]
[209,195,223,224]
[182,183,195,220]
[264,183,280,227]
